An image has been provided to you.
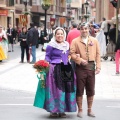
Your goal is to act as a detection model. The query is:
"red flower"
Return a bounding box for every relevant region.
[33,60,49,72]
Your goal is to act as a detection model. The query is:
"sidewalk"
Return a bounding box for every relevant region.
[0,43,120,100]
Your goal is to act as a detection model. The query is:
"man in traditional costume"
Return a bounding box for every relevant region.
[70,22,101,118]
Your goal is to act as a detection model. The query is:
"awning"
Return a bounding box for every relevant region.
[0,9,8,16]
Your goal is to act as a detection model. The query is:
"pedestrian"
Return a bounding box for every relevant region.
[70,22,101,118]
[48,27,56,41]
[40,26,48,45]
[0,25,8,62]
[67,23,80,45]
[114,33,120,75]
[19,26,29,63]
[13,25,18,44]
[7,23,15,52]
[67,23,80,70]
[95,27,106,58]
[34,27,76,118]
[89,24,96,37]
[101,18,108,45]
[27,22,39,64]
[108,23,117,61]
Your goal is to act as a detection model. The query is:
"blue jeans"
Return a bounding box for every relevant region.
[31,45,36,63]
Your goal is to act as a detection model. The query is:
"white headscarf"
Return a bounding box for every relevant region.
[49,27,69,53]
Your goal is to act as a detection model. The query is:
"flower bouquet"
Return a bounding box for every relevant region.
[33,60,49,88]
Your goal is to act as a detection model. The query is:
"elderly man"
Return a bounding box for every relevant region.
[70,22,101,118]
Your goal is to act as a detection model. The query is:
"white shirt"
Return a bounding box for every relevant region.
[101,21,108,33]
[82,36,88,45]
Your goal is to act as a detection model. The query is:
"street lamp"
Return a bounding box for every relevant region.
[22,0,31,15]
[42,0,50,35]
[84,1,89,22]
[23,0,29,12]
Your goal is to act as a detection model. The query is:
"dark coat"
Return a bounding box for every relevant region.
[108,28,116,44]
[27,27,39,46]
[19,32,28,47]
[7,28,15,38]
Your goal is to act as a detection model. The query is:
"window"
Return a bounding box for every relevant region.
[9,0,14,6]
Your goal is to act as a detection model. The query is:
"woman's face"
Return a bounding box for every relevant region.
[55,29,64,43]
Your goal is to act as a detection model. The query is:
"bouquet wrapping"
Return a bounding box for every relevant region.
[33,60,49,88]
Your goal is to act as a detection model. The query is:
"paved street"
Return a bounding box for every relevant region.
[0,43,120,120]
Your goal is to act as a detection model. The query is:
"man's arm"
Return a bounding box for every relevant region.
[70,40,83,65]
[95,40,101,70]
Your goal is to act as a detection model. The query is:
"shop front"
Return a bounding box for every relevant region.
[0,9,8,29]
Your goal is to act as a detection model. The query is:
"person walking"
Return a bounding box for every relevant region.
[7,23,15,52]
[34,27,76,118]
[108,23,117,61]
[101,18,108,45]
[95,27,106,58]
[13,25,18,44]
[19,27,29,63]
[27,23,39,64]
[70,22,101,118]
[115,33,120,75]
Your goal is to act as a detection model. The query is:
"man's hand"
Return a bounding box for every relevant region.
[81,59,88,66]
[95,68,100,75]
[76,54,80,58]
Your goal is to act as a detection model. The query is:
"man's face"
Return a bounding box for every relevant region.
[80,26,89,37]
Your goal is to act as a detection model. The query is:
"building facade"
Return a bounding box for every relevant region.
[31,0,67,27]
[0,0,32,29]
[95,0,115,23]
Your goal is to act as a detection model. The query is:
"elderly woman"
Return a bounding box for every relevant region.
[34,27,76,118]
[0,25,8,62]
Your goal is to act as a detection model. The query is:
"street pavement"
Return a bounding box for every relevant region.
[0,43,120,120]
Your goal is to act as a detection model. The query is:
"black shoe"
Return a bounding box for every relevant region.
[50,113,58,117]
[8,50,11,52]
[12,50,14,52]
[59,113,67,118]
[110,58,112,61]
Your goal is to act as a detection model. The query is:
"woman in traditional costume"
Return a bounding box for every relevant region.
[34,27,76,118]
[0,25,8,62]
